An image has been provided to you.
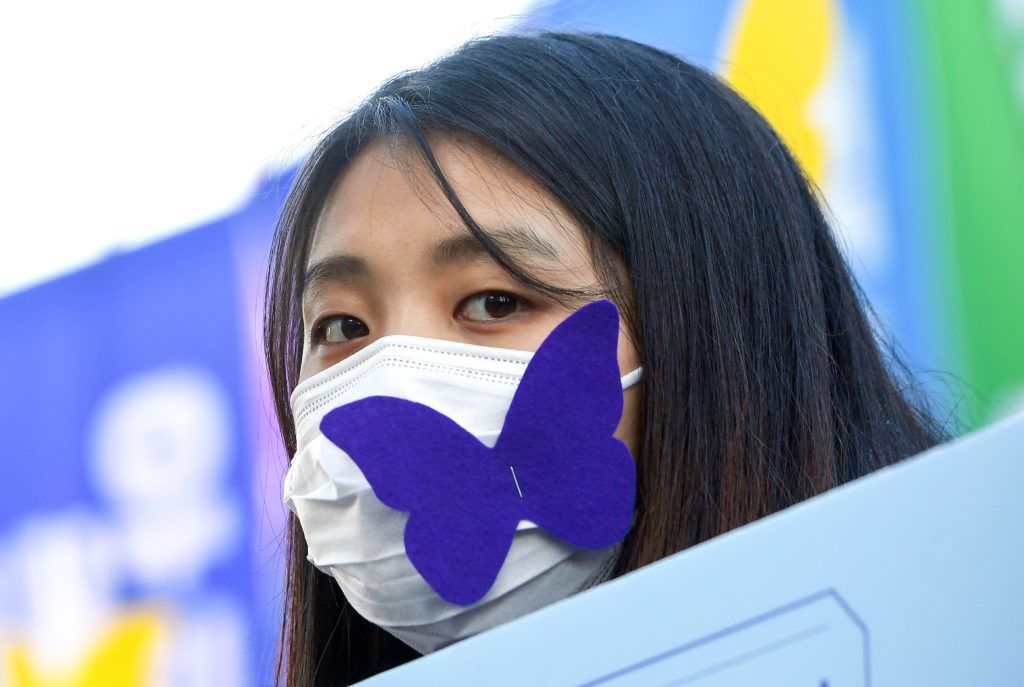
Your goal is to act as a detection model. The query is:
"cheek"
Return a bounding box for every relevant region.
[615,385,643,460]
[457,306,569,351]
[613,326,642,458]
[615,323,642,374]
[297,345,318,385]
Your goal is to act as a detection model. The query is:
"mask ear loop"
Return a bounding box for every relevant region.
[620,367,643,390]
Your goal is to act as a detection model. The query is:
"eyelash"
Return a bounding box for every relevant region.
[455,291,530,324]
[310,290,531,346]
[310,314,368,346]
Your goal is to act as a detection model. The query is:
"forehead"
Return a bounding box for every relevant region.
[307,135,588,270]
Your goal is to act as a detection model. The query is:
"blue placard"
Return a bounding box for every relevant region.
[362,413,1024,686]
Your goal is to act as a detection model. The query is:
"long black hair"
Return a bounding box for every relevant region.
[264,31,947,685]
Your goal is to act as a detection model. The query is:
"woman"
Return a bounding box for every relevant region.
[264,31,946,685]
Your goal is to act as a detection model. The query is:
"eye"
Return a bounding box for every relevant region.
[313,315,369,344]
[457,292,523,323]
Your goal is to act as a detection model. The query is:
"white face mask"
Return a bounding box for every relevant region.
[283,333,642,654]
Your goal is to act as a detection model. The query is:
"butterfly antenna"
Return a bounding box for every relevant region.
[509,465,524,499]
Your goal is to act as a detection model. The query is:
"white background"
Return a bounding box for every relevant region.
[0,0,535,297]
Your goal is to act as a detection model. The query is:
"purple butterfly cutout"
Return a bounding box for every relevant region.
[319,299,636,605]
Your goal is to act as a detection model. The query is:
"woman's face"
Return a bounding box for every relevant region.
[299,135,642,454]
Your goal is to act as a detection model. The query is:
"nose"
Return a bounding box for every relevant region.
[374,301,458,343]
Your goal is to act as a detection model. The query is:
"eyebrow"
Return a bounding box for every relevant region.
[302,254,369,302]
[301,225,561,300]
[431,226,560,265]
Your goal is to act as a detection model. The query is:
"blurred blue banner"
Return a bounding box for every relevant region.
[0,175,291,684]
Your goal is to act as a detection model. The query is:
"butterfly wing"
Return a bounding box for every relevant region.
[404,484,518,606]
[320,396,521,605]
[495,300,636,548]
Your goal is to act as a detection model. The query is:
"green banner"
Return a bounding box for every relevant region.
[921,0,1024,426]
